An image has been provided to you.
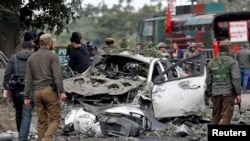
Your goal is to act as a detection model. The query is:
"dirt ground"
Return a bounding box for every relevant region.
[0,93,250,141]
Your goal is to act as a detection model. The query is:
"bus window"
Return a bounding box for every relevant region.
[215,22,229,40]
[203,24,211,31]
[142,22,153,36]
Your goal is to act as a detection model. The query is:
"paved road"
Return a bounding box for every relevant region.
[240,93,250,108]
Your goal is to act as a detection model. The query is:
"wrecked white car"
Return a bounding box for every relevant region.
[63,51,206,118]
[62,51,207,137]
[63,103,169,137]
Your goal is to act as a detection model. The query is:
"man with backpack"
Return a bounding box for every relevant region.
[3,41,35,141]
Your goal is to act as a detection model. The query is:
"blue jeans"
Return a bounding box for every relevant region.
[19,92,34,141]
[240,68,250,92]
[12,91,24,133]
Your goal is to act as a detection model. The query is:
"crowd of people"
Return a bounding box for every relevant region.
[2,30,120,141]
[155,41,205,75]
[155,39,246,126]
[3,31,67,141]
[155,41,205,59]
[1,30,248,140]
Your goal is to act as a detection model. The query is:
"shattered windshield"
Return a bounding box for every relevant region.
[96,55,149,79]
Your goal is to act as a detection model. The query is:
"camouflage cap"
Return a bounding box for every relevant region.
[156,42,167,48]
[218,39,231,51]
[189,42,197,48]
[197,42,204,48]
[219,39,231,46]
[105,38,115,42]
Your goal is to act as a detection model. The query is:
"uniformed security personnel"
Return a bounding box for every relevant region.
[196,42,205,54]
[156,42,170,58]
[102,38,117,54]
[206,39,241,125]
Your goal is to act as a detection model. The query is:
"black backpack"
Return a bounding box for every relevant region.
[8,54,25,91]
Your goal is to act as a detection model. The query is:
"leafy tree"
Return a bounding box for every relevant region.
[0,0,77,57]
[56,0,165,48]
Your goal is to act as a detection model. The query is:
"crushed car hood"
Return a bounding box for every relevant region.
[63,74,145,96]
[63,51,155,96]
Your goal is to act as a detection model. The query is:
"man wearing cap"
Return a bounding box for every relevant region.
[105,38,115,46]
[236,42,250,93]
[183,43,198,75]
[3,41,35,141]
[183,43,198,59]
[86,42,103,66]
[156,42,170,57]
[196,42,205,54]
[206,39,241,125]
[195,42,208,67]
[68,31,90,73]
[15,31,35,53]
[102,37,117,54]
[24,33,67,141]
[66,31,82,57]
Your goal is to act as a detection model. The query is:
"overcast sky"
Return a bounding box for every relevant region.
[82,0,190,10]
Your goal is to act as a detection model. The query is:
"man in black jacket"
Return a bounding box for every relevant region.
[68,32,90,73]
[3,41,35,141]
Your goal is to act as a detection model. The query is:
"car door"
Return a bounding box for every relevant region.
[151,54,207,119]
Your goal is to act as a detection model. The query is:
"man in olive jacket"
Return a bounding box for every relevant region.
[24,33,67,141]
[206,39,241,125]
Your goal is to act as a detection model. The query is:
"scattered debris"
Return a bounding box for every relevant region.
[63,51,207,119]
[0,132,12,141]
[175,124,189,137]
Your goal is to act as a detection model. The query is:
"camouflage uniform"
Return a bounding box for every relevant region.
[183,43,198,75]
[102,38,117,54]
[206,39,241,125]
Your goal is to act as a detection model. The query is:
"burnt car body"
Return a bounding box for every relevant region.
[63,51,207,119]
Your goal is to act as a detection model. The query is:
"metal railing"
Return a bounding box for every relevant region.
[204,49,214,62]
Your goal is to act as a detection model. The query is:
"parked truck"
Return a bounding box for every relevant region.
[137,2,250,61]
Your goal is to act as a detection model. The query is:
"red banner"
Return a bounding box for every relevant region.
[165,4,171,35]
[212,39,218,58]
